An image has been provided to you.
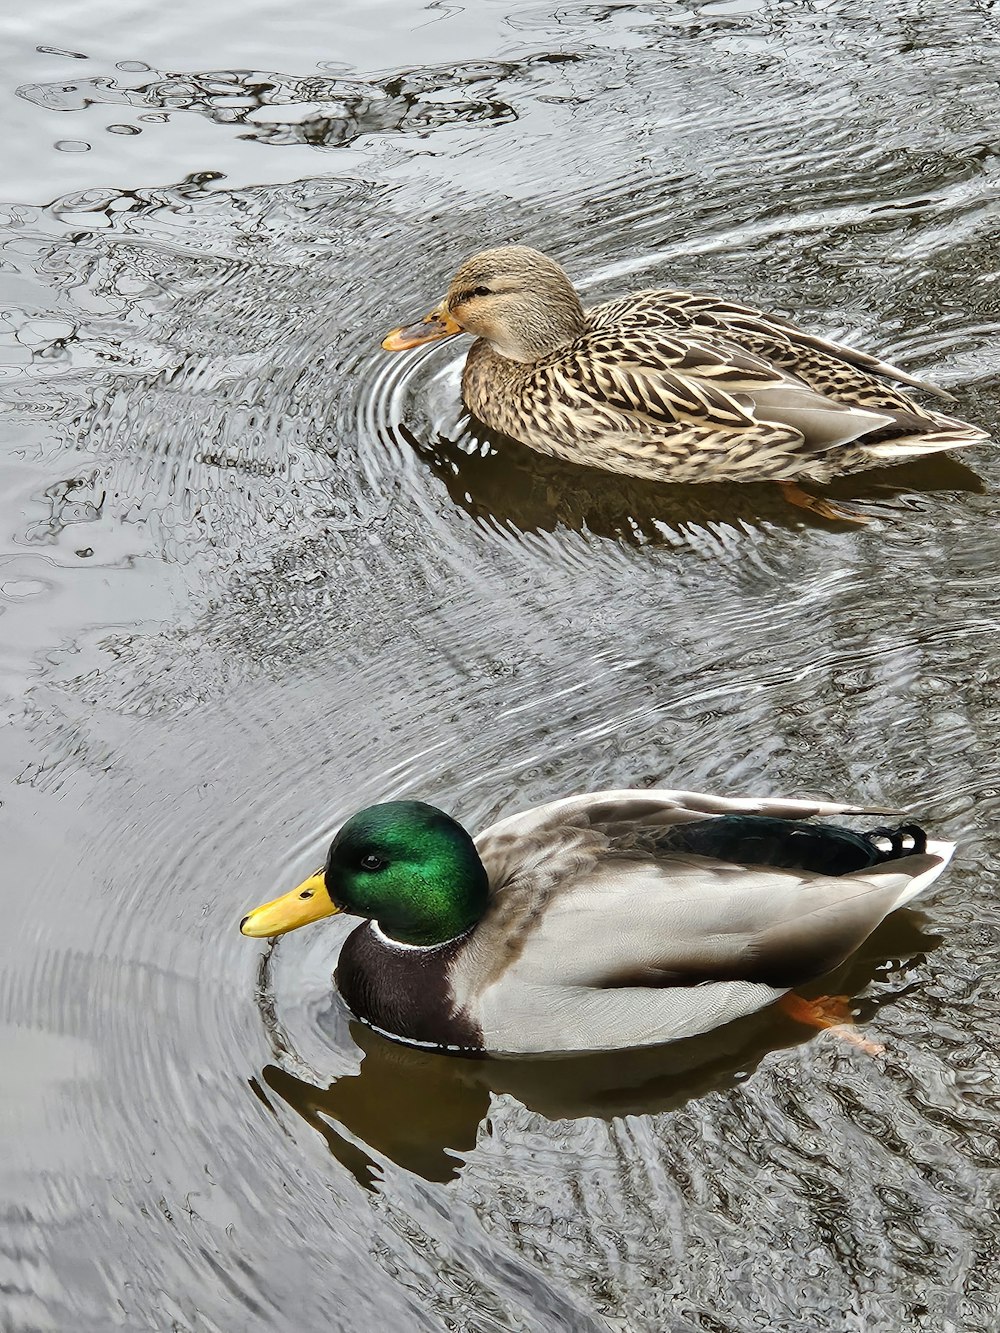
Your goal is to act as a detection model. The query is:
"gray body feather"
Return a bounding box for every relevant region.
[437,789,954,1053]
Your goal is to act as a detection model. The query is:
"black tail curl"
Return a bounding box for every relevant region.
[863,823,928,862]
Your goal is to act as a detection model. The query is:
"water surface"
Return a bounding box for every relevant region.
[2,1,1000,1328]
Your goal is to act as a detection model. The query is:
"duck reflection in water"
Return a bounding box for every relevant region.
[252,911,938,1190]
[402,416,986,544]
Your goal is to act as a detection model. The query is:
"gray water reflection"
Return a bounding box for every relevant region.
[2,1,1000,1330]
[258,910,941,1187]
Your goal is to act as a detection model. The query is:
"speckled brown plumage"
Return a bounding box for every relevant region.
[386,246,989,488]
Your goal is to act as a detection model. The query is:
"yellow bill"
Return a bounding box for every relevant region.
[239,870,339,938]
[382,306,462,351]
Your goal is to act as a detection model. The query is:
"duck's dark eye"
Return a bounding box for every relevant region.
[360,853,385,872]
[472,286,491,297]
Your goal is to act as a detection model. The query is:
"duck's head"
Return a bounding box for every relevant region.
[239,801,490,947]
[382,245,586,363]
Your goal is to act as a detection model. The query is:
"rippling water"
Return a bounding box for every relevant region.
[3,1,1000,1328]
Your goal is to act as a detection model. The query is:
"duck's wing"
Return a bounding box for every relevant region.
[523,332,923,483]
[534,292,986,480]
[475,788,883,883]
[462,789,953,1053]
[590,289,955,402]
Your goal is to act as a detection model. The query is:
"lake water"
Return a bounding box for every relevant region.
[2,1,999,1328]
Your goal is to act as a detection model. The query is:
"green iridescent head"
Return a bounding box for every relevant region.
[240,801,490,946]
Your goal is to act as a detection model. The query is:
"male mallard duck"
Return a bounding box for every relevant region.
[382,246,988,522]
[240,788,953,1054]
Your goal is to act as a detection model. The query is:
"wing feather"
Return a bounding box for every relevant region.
[469,856,945,1053]
[525,324,920,471]
[589,288,955,401]
[454,788,953,1053]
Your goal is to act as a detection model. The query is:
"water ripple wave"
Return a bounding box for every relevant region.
[2,1,1000,1329]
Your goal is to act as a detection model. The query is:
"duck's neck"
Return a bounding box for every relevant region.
[461,338,536,429]
[487,294,587,363]
[336,923,484,1051]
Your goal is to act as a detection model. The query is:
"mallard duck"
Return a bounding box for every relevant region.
[240,788,953,1054]
[382,246,988,522]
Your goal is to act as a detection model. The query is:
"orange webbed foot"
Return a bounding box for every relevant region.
[778,992,885,1055]
[777,481,870,525]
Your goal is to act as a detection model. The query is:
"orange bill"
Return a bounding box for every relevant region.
[382,306,462,351]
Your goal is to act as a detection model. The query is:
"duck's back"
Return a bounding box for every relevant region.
[460,290,986,485]
[443,789,953,1054]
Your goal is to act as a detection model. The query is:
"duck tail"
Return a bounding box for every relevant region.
[862,419,990,461]
[857,824,955,908]
[862,823,928,863]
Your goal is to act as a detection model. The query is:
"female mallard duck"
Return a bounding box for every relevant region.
[240,788,953,1054]
[382,246,987,522]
